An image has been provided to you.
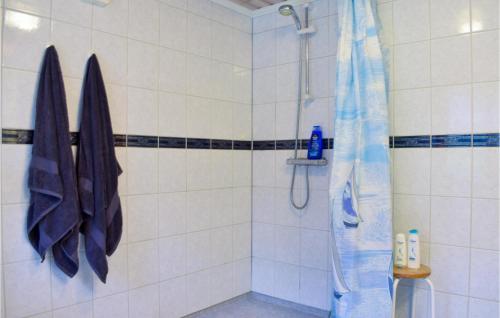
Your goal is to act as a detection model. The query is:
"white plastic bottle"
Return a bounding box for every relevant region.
[407,229,420,269]
[394,233,407,268]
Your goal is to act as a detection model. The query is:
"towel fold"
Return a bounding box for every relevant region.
[27,46,81,277]
[77,54,123,283]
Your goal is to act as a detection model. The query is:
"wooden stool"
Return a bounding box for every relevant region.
[392,265,434,318]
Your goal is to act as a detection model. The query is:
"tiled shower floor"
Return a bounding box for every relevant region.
[185,293,329,318]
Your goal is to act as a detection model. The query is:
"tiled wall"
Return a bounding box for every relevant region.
[0,0,252,317]
[251,0,336,311]
[377,0,499,317]
[251,0,499,316]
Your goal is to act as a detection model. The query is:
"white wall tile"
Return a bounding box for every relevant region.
[4,260,51,317]
[210,188,233,227]
[129,284,160,318]
[394,194,431,242]
[394,41,430,89]
[471,0,499,31]
[211,22,233,63]
[273,262,300,302]
[5,0,51,17]
[252,222,275,260]
[253,186,275,224]
[3,10,51,71]
[158,91,186,136]
[93,0,128,36]
[234,258,252,295]
[2,203,37,263]
[299,267,329,310]
[186,230,211,272]
[471,198,499,250]
[472,148,499,199]
[211,101,233,140]
[160,276,187,318]
[128,40,159,90]
[394,149,431,195]
[430,0,470,38]
[52,0,92,27]
[159,234,186,280]
[253,67,277,104]
[274,225,300,265]
[277,26,300,65]
[127,147,158,195]
[159,148,187,193]
[186,269,212,313]
[469,249,499,301]
[210,263,235,303]
[1,68,37,129]
[300,229,329,270]
[186,190,211,231]
[186,0,211,18]
[233,187,252,224]
[127,240,159,289]
[159,191,187,237]
[253,103,276,140]
[159,48,187,94]
[94,292,129,318]
[430,244,470,295]
[393,0,430,43]
[430,196,471,246]
[253,151,276,187]
[210,226,233,266]
[394,88,431,136]
[187,13,211,58]
[472,82,499,133]
[233,151,251,187]
[53,302,92,318]
[233,223,251,260]
[431,148,472,197]
[301,190,330,231]
[128,0,159,44]
[434,292,468,318]
[274,187,300,227]
[431,85,472,135]
[106,84,128,134]
[472,30,499,82]
[186,96,211,138]
[1,145,31,204]
[127,194,158,242]
[431,35,471,86]
[252,257,275,295]
[159,3,187,51]
[468,297,499,318]
[186,149,211,190]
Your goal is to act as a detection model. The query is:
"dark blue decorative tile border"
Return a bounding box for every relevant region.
[393,136,431,148]
[159,137,186,148]
[253,140,275,150]
[233,140,252,150]
[3,129,500,150]
[276,140,297,150]
[432,134,471,148]
[127,135,158,148]
[187,138,210,149]
[473,133,500,147]
[2,129,33,144]
[211,139,233,150]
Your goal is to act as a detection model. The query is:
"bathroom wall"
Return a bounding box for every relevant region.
[0,0,252,317]
[251,0,499,317]
[251,0,336,311]
[377,0,499,317]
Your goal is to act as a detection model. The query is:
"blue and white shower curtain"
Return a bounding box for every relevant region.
[329,0,392,317]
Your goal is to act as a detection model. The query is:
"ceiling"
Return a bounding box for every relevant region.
[228,0,285,10]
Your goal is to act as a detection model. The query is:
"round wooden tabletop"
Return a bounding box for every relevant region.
[394,264,431,279]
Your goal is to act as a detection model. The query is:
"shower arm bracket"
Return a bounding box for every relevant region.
[297,26,316,35]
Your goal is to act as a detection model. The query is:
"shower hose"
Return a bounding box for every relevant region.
[290,35,310,210]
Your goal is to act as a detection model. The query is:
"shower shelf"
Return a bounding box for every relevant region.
[286,158,328,166]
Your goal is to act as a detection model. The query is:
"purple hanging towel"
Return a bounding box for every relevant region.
[27,46,81,277]
[77,54,123,283]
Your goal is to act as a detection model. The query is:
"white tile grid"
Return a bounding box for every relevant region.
[251,1,336,310]
[380,0,500,316]
[0,1,252,318]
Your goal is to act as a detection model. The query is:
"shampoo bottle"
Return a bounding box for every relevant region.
[307,125,323,159]
[407,229,420,269]
[394,233,407,268]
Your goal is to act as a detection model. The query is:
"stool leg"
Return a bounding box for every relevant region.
[425,279,435,318]
[392,278,400,318]
[411,280,417,318]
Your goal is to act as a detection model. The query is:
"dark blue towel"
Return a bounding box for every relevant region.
[77,54,123,283]
[27,46,81,277]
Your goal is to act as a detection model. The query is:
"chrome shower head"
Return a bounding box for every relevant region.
[278,4,302,30]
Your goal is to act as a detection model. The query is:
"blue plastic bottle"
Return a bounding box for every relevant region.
[307,125,323,159]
